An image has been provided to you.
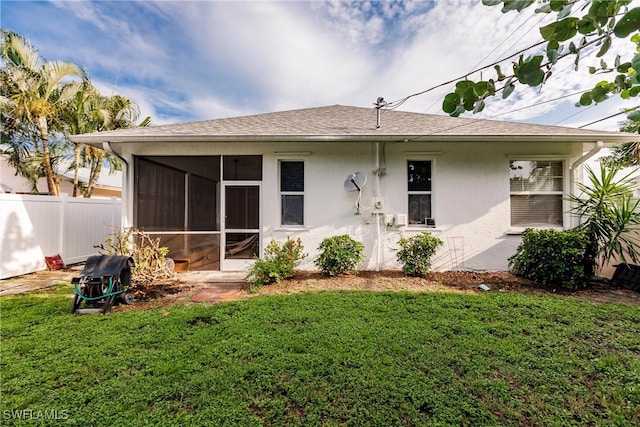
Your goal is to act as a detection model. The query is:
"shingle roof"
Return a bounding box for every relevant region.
[70,105,639,145]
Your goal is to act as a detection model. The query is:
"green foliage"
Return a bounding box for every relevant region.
[315,234,365,276]
[2,287,639,425]
[1,30,87,196]
[513,54,546,86]
[98,226,174,287]
[62,87,146,197]
[569,163,640,276]
[600,118,640,168]
[509,228,590,290]
[1,30,148,198]
[245,237,307,291]
[396,232,444,277]
[445,1,640,122]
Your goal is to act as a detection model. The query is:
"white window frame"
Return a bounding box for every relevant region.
[407,159,435,227]
[509,157,567,231]
[279,159,305,228]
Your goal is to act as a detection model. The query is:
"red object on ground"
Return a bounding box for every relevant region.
[44,255,66,270]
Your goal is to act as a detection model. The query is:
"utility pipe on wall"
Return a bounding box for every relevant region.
[372,96,388,271]
[371,141,386,271]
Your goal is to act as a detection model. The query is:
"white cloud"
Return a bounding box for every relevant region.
[6,0,638,130]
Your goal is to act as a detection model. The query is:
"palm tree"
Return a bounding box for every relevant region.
[600,117,640,168]
[569,163,640,277]
[82,95,150,197]
[1,137,45,194]
[60,86,149,197]
[62,84,102,197]
[0,30,87,195]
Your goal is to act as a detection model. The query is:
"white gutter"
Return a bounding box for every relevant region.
[570,140,603,183]
[569,140,603,228]
[103,141,128,167]
[73,134,636,145]
[103,141,130,228]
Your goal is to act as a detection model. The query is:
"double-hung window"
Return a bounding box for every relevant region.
[280,161,304,226]
[408,160,434,226]
[510,160,563,227]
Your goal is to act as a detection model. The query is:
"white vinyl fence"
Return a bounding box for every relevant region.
[0,194,121,279]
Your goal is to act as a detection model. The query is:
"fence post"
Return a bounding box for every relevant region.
[59,194,67,257]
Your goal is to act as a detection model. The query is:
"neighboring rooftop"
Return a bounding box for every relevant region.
[70,105,640,145]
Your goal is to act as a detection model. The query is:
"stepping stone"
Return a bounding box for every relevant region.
[191,289,241,303]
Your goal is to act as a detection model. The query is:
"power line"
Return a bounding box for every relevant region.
[374,7,633,133]
[553,105,594,125]
[382,5,613,121]
[578,106,640,128]
[487,31,604,120]
[425,11,548,114]
[382,39,547,111]
[488,90,588,119]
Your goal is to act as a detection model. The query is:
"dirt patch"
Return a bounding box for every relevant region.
[254,270,640,306]
[129,282,185,300]
[256,270,535,296]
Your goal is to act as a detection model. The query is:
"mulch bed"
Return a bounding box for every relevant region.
[108,270,640,310]
[254,270,640,305]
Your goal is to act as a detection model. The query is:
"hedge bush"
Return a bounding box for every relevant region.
[396,232,443,277]
[315,235,365,276]
[245,237,306,291]
[508,228,589,290]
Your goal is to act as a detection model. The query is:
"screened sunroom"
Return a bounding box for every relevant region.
[134,155,262,271]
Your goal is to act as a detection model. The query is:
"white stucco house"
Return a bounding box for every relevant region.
[69,105,638,272]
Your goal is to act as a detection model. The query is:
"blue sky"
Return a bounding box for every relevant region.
[2,0,639,130]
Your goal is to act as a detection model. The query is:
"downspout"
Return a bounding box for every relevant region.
[103,141,130,228]
[569,140,603,228]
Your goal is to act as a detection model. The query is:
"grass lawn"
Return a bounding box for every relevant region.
[1,283,639,426]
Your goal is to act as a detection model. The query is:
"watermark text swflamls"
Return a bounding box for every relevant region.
[2,409,70,420]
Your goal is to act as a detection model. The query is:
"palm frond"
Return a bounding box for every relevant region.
[1,30,41,71]
[40,61,86,100]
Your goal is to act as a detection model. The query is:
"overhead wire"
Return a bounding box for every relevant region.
[552,105,595,125]
[488,90,589,118]
[424,10,548,114]
[578,106,640,128]
[378,5,630,129]
[381,40,626,143]
[380,39,547,111]
[487,41,600,121]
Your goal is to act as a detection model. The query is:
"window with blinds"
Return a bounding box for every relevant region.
[280,161,304,226]
[510,160,563,227]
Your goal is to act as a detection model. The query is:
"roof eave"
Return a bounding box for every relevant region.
[71,133,639,146]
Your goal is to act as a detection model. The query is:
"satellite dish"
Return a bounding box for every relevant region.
[344,172,367,192]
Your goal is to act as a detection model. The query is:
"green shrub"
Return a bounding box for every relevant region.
[245,237,306,291]
[396,232,444,277]
[508,228,589,290]
[315,235,365,276]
